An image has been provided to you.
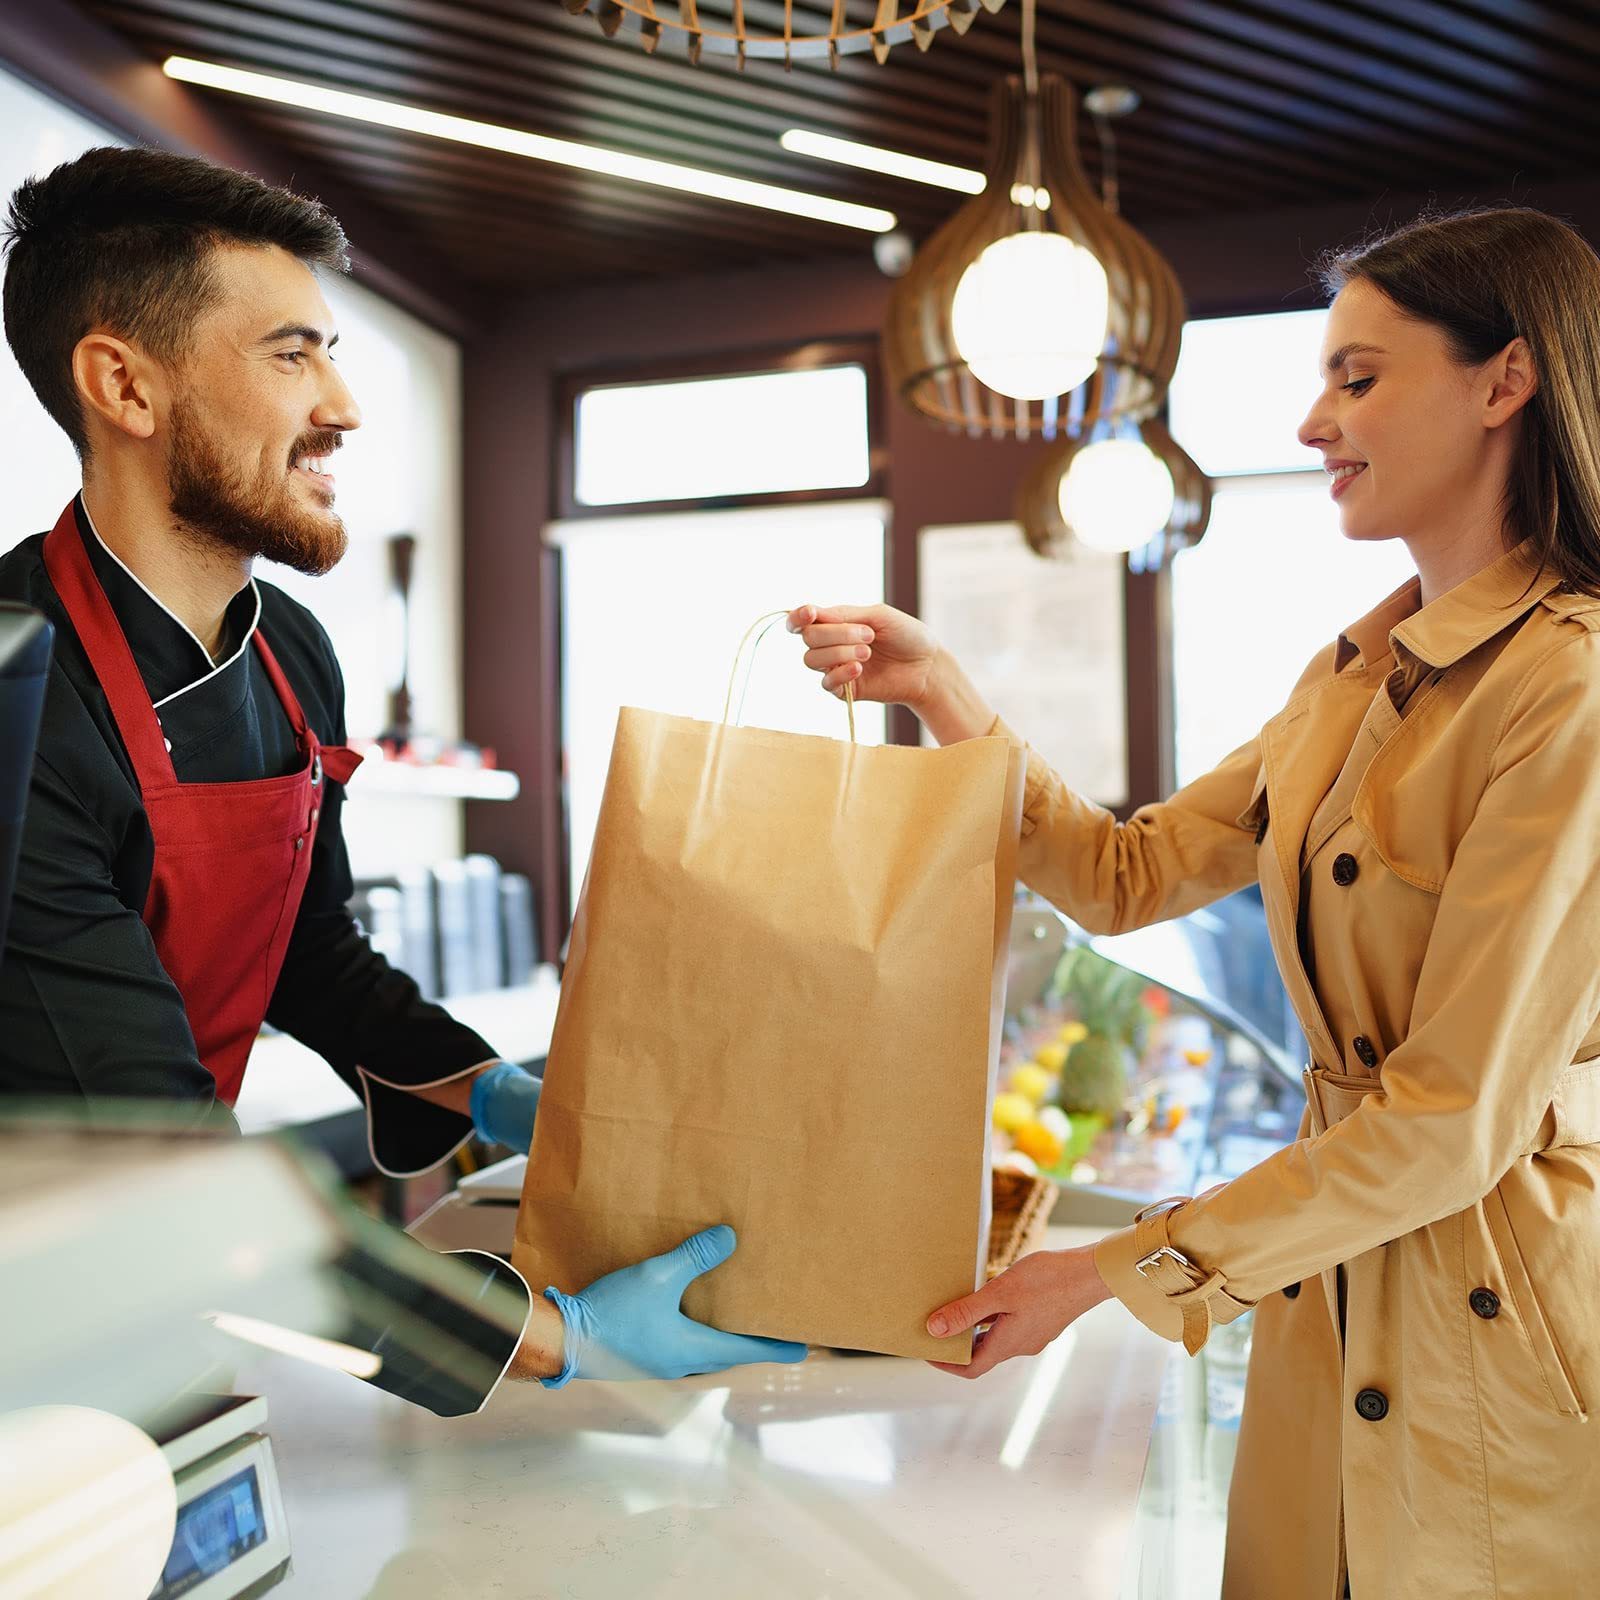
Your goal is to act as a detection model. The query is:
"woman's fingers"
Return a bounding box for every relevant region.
[929,1318,1016,1381]
[787,604,882,636]
[928,1277,1008,1340]
[805,644,871,674]
[823,663,863,693]
[800,624,875,652]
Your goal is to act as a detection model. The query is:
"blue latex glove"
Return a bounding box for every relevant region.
[540,1225,808,1387]
[468,1062,541,1153]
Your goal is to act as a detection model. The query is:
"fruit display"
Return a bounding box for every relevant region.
[993,940,1222,1201]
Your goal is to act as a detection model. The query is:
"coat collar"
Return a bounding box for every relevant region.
[1388,541,1562,671]
[1331,541,1565,677]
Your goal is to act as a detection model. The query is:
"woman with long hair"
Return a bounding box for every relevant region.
[792,207,1600,1598]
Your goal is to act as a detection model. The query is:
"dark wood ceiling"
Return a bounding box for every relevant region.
[77,1,1600,296]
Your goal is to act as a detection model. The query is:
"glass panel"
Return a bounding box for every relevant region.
[1168,310,1329,477]
[918,523,1127,808]
[1171,476,1416,787]
[575,364,871,507]
[554,502,887,902]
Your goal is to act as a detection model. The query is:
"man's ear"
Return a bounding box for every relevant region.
[1484,335,1538,431]
[71,333,161,443]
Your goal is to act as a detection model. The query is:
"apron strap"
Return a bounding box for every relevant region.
[41,502,177,786]
[251,631,364,786]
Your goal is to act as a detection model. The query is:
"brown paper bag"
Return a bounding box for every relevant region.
[513,668,1022,1362]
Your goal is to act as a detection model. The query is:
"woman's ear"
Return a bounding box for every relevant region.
[1483,335,1538,430]
[71,333,158,443]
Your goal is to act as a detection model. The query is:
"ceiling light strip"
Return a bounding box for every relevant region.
[163,57,897,233]
[780,128,984,194]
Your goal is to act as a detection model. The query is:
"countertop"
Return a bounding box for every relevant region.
[232,1226,1171,1600]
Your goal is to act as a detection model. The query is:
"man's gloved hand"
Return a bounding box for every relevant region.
[541,1225,808,1387]
[468,1062,542,1153]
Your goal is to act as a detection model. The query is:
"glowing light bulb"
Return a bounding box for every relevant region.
[1058,438,1177,553]
[950,232,1109,401]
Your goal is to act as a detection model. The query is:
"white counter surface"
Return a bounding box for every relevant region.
[234,1227,1170,1600]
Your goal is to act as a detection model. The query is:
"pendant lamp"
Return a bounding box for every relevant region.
[561,0,1007,68]
[1016,414,1212,562]
[883,0,1184,440]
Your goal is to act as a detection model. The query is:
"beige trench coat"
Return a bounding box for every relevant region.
[1003,541,1600,1599]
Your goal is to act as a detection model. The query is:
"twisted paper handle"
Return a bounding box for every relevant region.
[721,610,857,743]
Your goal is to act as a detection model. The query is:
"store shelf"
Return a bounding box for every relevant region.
[234,967,560,1137]
[345,759,520,801]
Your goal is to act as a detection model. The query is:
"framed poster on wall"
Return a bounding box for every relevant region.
[918,522,1127,809]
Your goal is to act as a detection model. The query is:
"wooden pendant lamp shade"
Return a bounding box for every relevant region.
[1015,414,1213,558]
[560,0,1008,67]
[884,75,1186,441]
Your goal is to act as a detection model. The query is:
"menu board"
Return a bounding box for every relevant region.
[918,522,1127,808]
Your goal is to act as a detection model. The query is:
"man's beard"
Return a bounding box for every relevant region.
[166,399,349,577]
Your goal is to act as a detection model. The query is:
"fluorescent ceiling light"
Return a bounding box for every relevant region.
[780,128,985,194]
[163,57,898,233]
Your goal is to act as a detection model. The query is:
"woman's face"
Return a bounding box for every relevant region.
[1297,277,1515,548]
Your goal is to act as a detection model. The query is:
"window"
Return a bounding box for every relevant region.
[1169,310,1417,785]
[574,363,871,508]
[550,502,888,901]
[1167,309,1332,478]
[0,65,120,547]
[555,350,886,911]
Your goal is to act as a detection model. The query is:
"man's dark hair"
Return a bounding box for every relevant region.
[2,146,349,459]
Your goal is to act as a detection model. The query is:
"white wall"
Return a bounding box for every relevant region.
[0,63,467,876]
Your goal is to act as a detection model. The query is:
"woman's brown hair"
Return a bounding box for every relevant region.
[1317,206,1600,596]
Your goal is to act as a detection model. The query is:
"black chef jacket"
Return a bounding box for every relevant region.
[0,497,533,1414]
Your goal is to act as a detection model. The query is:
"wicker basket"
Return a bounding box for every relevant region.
[986,1167,1058,1279]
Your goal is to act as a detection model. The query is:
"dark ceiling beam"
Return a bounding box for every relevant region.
[0,0,479,337]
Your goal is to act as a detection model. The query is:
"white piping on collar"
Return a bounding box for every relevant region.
[77,496,263,713]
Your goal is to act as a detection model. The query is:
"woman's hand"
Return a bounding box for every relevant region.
[925,1245,1114,1379]
[786,603,999,744]
[786,602,939,708]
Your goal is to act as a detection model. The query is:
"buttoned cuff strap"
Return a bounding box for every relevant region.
[1094,1199,1253,1355]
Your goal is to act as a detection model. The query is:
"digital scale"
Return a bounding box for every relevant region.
[151,1395,292,1600]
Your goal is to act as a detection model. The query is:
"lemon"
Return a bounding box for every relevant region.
[1014,1119,1066,1169]
[992,1092,1035,1134]
[1058,1021,1089,1047]
[1034,1042,1069,1074]
[1009,1062,1055,1104]
[1183,1047,1214,1067]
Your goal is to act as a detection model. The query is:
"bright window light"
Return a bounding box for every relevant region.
[779,129,985,194]
[550,502,888,901]
[1168,309,1330,476]
[163,57,896,233]
[1172,475,1416,785]
[575,365,871,507]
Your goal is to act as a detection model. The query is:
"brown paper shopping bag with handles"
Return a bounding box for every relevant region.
[513,614,1023,1361]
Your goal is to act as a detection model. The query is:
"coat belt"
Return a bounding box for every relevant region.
[1302,1054,1600,1155]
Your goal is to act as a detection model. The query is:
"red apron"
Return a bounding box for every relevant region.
[42,501,362,1106]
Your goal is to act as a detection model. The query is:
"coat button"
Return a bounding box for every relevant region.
[1332,852,1359,886]
[1354,1388,1389,1422]
[1283,1281,1301,1300]
[1470,1288,1501,1320]
[1353,1035,1379,1069]
[294,836,305,852]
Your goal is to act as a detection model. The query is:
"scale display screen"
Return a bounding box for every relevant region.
[153,1465,268,1597]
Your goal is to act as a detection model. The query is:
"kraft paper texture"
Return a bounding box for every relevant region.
[514,707,1023,1362]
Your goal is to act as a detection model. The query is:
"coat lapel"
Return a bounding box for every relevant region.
[1257,666,1382,1072]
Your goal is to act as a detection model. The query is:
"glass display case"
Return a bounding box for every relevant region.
[997,887,1306,1226]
